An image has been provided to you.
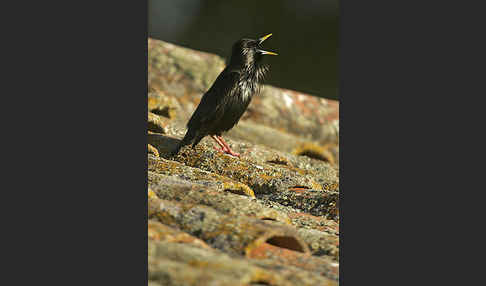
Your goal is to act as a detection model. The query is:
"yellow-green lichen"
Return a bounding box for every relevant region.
[293,142,335,164]
[148,188,158,199]
[222,182,255,198]
[148,144,160,157]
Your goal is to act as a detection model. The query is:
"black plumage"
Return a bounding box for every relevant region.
[173,33,277,157]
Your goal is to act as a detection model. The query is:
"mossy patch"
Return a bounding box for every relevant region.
[222,182,255,197]
[148,144,160,157]
[293,142,335,164]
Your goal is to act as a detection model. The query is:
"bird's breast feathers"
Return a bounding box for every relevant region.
[237,80,256,102]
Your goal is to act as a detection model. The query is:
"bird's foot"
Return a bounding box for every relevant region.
[217,136,240,157]
[212,145,239,157]
[211,135,240,157]
[224,149,240,157]
[213,145,227,153]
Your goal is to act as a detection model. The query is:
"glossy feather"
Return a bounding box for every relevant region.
[173,37,271,154]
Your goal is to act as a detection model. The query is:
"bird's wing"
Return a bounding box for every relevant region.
[187,69,240,129]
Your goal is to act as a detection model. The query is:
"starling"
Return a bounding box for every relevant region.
[173,33,278,157]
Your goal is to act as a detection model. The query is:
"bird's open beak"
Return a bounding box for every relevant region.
[258,33,273,44]
[257,33,278,56]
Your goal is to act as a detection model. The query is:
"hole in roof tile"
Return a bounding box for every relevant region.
[296,150,331,162]
[289,185,311,190]
[249,281,272,286]
[151,106,171,118]
[293,143,335,163]
[260,217,277,221]
[266,159,288,166]
[266,236,305,253]
[148,121,165,134]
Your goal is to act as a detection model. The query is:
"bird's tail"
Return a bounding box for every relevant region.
[171,128,196,156]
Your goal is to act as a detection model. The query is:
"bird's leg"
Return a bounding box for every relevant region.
[211,135,228,153]
[217,136,240,157]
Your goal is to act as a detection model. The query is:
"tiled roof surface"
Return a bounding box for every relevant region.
[148,38,340,286]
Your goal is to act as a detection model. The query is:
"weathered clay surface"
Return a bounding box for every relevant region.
[148,220,211,250]
[148,157,256,197]
[147,144,159,157]
[242,85,339,145]
[226,120,339,164]
[149,196,310,256]
[148,90,180,119]
[148,171,291,223]
[168,144,325,195]
[149,240,337,286]
[147,38,340,285]
[147,111,167,134]
[260,188,339,219]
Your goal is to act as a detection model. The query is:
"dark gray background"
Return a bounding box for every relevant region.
[148,0,339,100]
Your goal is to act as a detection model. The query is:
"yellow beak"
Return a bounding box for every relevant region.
[258,50,278,56]
[258,33,273,43]
[257,33,278,56]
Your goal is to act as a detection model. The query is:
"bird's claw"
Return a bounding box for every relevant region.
[213,145,240,157]
[225,150,240,157]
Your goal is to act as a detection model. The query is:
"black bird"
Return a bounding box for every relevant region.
[173,33,278,157]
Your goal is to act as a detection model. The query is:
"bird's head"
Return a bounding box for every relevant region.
[229,33,278,68]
